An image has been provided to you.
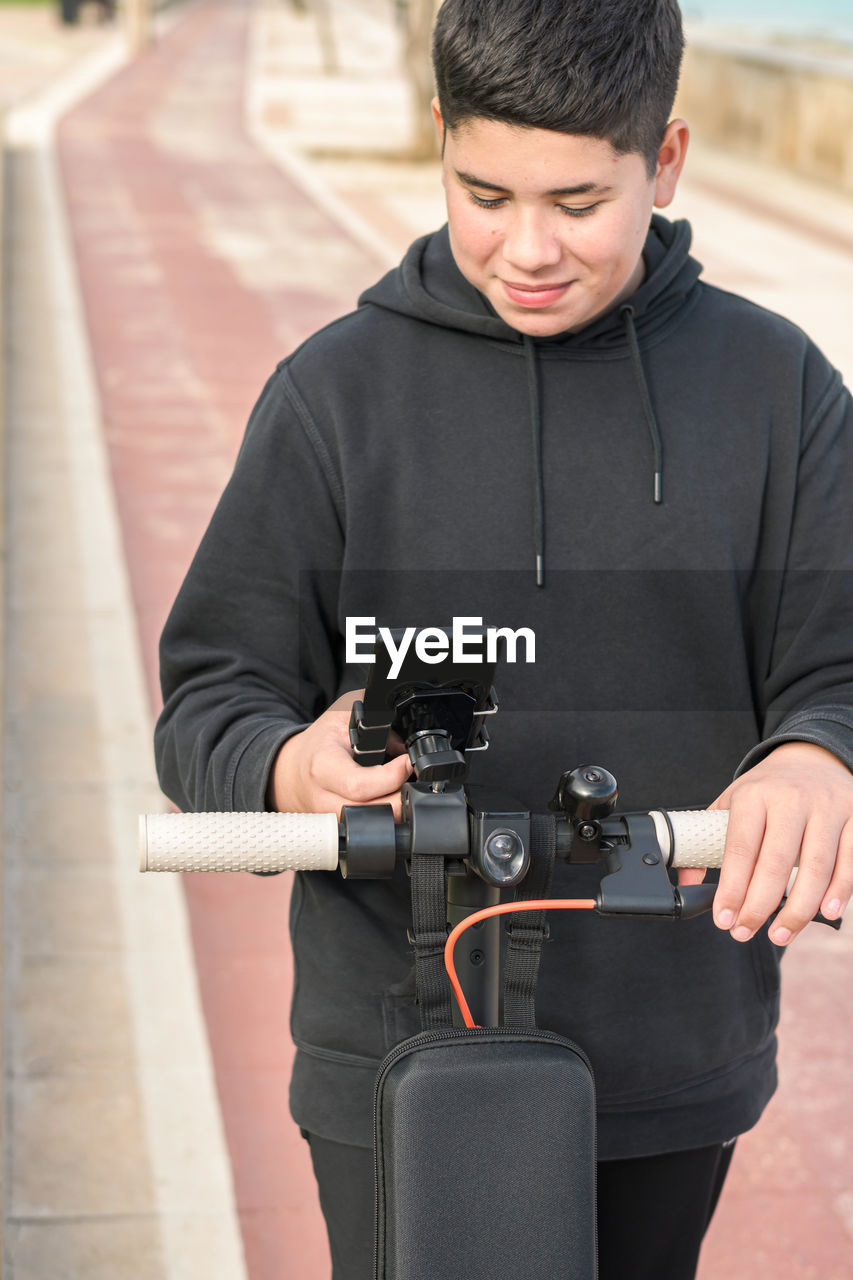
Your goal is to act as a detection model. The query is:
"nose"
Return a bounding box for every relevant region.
[501,209,562,273]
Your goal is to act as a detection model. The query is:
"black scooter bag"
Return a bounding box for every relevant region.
[374,1025,597,1280]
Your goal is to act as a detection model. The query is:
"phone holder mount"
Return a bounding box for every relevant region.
[348,628,498,785]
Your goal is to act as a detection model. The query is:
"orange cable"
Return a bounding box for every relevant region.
[444,898,597,1028]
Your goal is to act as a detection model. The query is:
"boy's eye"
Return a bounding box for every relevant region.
[559,203,600,218]
[468,191,507,209]
[466,191,601,217]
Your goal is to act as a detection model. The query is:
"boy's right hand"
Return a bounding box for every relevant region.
[268,690,411,819]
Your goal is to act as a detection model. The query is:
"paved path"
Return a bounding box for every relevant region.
[4,0,853,1276]
[3,6,252,1278]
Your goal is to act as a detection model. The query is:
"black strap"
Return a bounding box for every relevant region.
[502,813,557,1028]
[410,852,454,1030]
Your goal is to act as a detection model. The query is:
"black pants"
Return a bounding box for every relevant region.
[305,1132,735,1280]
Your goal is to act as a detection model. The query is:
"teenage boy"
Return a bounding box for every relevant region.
[155,1,853,1276]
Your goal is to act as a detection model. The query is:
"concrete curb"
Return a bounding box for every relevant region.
[2,32,123,1266]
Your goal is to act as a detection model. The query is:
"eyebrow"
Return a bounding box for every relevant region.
[454,170,613,197]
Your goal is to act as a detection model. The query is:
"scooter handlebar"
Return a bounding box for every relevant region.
[139,807,732,873]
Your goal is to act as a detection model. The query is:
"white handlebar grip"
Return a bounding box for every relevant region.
[139,811,340,873]
[649,809,730,869]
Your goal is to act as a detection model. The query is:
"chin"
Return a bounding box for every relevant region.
[508,311,577,338]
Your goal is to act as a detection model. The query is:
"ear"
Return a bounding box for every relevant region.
[654,119,689,208]
[431,97,446,156]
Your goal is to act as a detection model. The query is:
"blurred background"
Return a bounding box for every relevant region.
[2,1,852,1277]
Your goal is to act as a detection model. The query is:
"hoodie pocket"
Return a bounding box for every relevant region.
[535,910,782,1108]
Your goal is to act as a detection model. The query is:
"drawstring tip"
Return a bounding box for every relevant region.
[535,555,544,588]
[653,472,663,505]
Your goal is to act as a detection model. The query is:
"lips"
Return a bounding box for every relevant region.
[501,280,572,309]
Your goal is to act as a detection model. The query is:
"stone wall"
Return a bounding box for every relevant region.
[676,32,853,193]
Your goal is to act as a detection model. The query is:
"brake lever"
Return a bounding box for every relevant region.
[673,885,717,919]
[675,883,842,930]
[594,814,843,930]
[595,814,687,919]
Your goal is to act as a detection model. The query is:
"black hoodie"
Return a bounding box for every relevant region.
[156,216,853,1158]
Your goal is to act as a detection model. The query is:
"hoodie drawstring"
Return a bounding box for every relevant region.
[621,304,664,505]
[523,307,665,586]
[523,335,546,587]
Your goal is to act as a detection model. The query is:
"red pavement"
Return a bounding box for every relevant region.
[57,1,385,1275]
[54,2,853,1277]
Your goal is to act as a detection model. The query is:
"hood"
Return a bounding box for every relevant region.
[359,215,704,584]
[359,214,702,353]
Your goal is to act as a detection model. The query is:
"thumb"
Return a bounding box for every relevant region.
[340,747,412,804]
[376,750,413,786]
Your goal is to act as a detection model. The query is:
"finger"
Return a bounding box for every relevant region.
[769,813,843,941]
[294,779,404,822]
[714,794,767,931]
[335,753,411,804]
[820,819,853,922]
[677,868,706,887]
[765,813,843,945]
[309,740,411,802]
[316,783,405,822]
[728,807,806,942]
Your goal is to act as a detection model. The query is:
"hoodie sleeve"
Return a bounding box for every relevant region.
[737,355,853,777]
[154,366,346,813]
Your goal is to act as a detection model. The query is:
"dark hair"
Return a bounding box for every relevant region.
[432,0,684,175]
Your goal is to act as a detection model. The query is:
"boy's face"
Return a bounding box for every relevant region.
[435,108,687,338]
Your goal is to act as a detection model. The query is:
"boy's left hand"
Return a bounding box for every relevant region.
[705,741,853,946]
